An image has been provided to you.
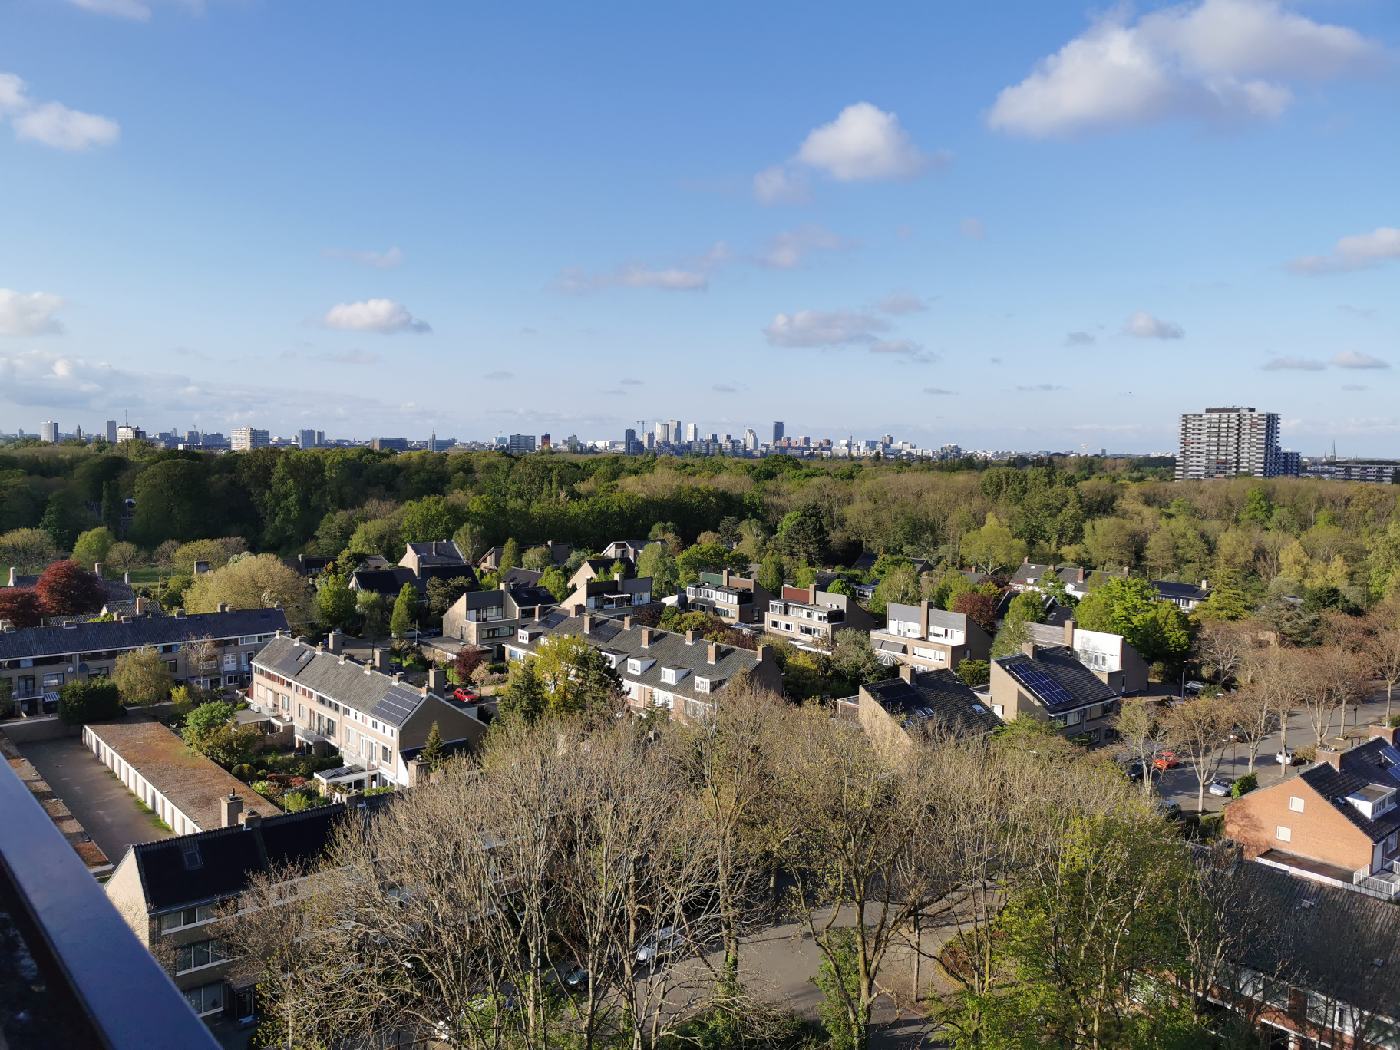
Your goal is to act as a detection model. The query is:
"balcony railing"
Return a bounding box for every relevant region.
[0,755,220,1048]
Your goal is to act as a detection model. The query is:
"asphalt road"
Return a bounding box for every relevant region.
[20,737,171,861]
[1154,690,1398,812]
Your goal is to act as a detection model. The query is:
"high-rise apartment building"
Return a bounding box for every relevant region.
[684,422,698,444]
[298,429,318,449]
[1176,407,1284,480]
[506,433,536,454]
[105,420,118,443]
[655,421,671,445]
[231,427,270,452]
[772,421,784,444]
[116,425,145,444]
[744,428,758,452]
[39,421,58,443]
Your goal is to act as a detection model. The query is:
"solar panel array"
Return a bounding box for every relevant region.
[1381,744,1400,769]
[371,685,425,728]
[1006,660,1076,710]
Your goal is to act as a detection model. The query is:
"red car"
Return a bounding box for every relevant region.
[453,687,478,703]
[1152,751,1179,772]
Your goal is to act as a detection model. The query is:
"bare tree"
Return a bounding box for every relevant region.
[1195,620,1253,687]
[1229,687,1277,774]
[1366,620,1400,724]
[1112,699,1162,796]
[1164,697,1233,812]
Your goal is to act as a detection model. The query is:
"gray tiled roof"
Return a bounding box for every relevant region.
[252,635,429,727]
[1152,579,1209,601]
[1009,562,1054,586]
[1228,859,1400,1022]
[996,645,1118,712]
[1299,739,1400,843]
[510,612,766,704]
[864,670,1002,737]
[0,608,287,662]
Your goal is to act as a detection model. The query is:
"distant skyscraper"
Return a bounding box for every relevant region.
[1176,407,1282,480]
[298,429,318,449]
[506,433,537,454]
[684,422,698,443]
[772,421,784,444]
[315,430,325,446]
[231,427,270,452]
[116,425,145,444]
[744,428,757,452]
[624,428,639,454]
[39,421,57,443]
[105,420,118,444]
[655,421,671,444]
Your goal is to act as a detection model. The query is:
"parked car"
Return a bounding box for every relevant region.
[1154,797,1182,819]
[1184,680,1206,695]
[1208,777,1234,797]
[562,965,588,990]
[1123,760,1146,783]
[453,686,478,703]
[1152,751,1180,771]
[635,926,684,968]
[1276,747,1296,766]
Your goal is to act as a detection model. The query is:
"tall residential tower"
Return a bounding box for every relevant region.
[1176,407,1290,480]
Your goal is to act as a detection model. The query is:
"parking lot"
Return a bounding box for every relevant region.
[19,736,171,862]
[1152,690,1396,813]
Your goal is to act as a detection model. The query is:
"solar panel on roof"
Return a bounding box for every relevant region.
[371,685,423,728]
[1380,744,1400,769]
[1008,661,1075,709]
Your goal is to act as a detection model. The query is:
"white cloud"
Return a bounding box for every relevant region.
[69,0,152,19]
[1263,355,1326,371]
[988,0,1378,138]
[1123,311,1184,339]
[757,225,850,269]
[1332,351,1389,370]
[483,370,514,381]
[0,290,65,337]
[877,293,930,315]
[763,309,888,348]
[324,246,405,269]
[924,387,957,396]
[753,165,809,205]
[556,242,726,293]
[0,74,120,151]
[323,298,431,334]
[960,217,986,240]
[1065,330,1096,346]
[869,339,935,362]
[1017,383,1067,392]
[755,102,942,203]
[796,102,928,181]
[1290,227,1400,274]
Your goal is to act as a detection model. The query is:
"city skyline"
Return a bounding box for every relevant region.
[2,2,1398,452]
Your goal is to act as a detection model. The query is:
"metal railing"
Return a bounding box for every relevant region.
[0,756,220,1048]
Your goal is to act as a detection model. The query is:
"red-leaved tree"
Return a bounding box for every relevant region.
[451,646,486,684]
[35,561,106,617]
[951,590,1000,634]
[0,589,43,629]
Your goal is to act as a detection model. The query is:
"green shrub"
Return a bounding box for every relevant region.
[956,659,990,689]
[1230,773,1258,797]
[59,679,122,726]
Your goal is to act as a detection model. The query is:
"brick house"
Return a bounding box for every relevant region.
[1224,726,1400,899]
[989,642,1121,743]
[1024,619,1148,695]
[847,664,1002,761]
[764,584,875,651]
[504,611,782,723]
[869,600,991,673]
[441,580,557,660]
[249,634,486,790]
[684,570,773,625]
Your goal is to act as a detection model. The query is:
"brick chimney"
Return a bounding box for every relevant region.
[373,649,390,672]
[1076,566,1085,584]
[808,583,818,603]
[1370,724,1398,746]
[123,570,131,585]
[327,629,343,654]
[899,663,916,683]
[217,602,230,614]
[722,568,732,587]
[1318,743,1346,771]
[707,641,718,665]
[427,667,446,693]
[685,629,696,645]
[623,615,633,629]
[571,604,585,617]
[241,811,262,830]
[193,560,210,575]
[1021,641,1039,660]
[641,627,652,648]
[93,561,104,578]
[582,614,593,635]
[220,792,244,828]
[6,567,15,587]
[1063,617,1076,646]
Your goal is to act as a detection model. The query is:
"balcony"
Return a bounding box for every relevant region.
[0,755,219,1048]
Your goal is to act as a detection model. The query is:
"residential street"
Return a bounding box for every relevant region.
[1153,688,1398,813]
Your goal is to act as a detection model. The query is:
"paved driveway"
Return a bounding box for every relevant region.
[20,737,171,862]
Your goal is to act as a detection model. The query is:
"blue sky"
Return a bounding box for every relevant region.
[1,0,1397,453]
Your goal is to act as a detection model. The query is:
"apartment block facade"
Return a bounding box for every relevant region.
[1176,406,1290,480]
[764,584,876,650]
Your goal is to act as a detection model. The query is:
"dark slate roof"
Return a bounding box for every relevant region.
[253,635,430,727]
[1152,579,1209,601]
[405,540,466,567]
[1298,739,1400,843]
[7,575,134,605]
[349,566,416,596]
[508,612,769,704]
[500,567,544,588]
[996,645,1119,712]
[1009,562,1055,586]
[1228,859,1400,1022]
[0,608,287,662]
[130,800,386,912]
[864,670,1002,738]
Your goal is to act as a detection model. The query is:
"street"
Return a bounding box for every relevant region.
[1153,688,1397,813]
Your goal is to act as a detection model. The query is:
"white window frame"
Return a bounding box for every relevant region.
[1288,796,1305,813]
[1275,825,1292,843]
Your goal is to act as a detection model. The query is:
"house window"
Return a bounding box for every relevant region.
[382,745,390,762]
[159,904,218,933]
[176,939,227,975]
[1288,796,1304,813]
[183,981,225,1017]
[1275,826,1292,843]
